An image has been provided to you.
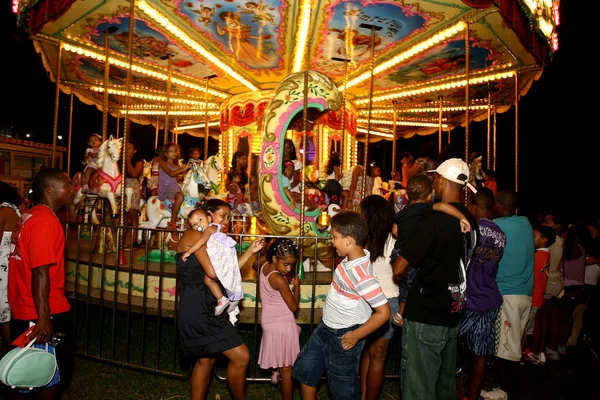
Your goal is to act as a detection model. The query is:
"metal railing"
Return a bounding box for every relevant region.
[63,220,402,382]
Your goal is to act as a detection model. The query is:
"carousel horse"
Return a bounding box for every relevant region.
[139,155,224,238]
[258,70,342,255]
[73,136,126,217]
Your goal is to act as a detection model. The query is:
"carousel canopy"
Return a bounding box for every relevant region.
[14,0,559,140]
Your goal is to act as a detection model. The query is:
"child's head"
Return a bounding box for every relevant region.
[87,133,102,148]
[534,224,556,249]
[189,148,201,160]
[406,174,432,203]
[266,238,299,275]
[161,142,181,161]
[283,161,294,179]
[330,210,368,257]
[203,198,231,228]
[467,187,494,218]
[228,170,242,184]
[188,208,210,232]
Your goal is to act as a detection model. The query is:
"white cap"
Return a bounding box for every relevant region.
[428,158,478,193]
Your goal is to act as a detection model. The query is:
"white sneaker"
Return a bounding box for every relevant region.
[538,352,547,364]
[480,388,508,400]
[546,347,560,361]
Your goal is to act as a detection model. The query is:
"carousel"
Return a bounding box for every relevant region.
[12,0,559,376]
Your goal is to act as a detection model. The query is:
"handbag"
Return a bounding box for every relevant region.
[0,338,57,390]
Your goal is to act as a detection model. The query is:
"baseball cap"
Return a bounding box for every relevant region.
[428,158,478,193]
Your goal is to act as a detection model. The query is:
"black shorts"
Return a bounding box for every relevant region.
[10,311,75,388]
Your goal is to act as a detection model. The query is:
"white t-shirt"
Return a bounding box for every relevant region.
[372,234,400,298]
[372,176,383,196]
[585,263,600,286]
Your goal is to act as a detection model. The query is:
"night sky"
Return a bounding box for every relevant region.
[0,1,596,222]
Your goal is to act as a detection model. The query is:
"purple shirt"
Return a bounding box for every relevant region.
[466,218,506,311]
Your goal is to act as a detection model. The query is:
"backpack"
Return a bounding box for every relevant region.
[0,339,57,390]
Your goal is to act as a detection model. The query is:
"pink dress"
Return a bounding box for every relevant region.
[257,265,301,369]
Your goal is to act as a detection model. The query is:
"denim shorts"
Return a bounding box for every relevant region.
[293,321,365,400]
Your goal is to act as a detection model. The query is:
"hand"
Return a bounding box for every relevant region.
[459,218,471,233]
[31,317,53,344]
[341,331,358,351]
[292,275,301,288]
[251,237,265,253]
[182,251,191,262]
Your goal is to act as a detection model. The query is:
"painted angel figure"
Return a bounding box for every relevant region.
[237,0,275,26]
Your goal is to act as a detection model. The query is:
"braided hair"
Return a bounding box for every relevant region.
[266,238,299,262]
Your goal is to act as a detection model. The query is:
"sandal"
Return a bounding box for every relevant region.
[392,312,404,327]
[215,297,231,316]
[270,369,280,385]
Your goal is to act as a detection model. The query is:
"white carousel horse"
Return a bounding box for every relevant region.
[138,155,224,236]
[73,136,128,217]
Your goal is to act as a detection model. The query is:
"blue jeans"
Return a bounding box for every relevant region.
[293,321,365,400]
[401,319,458,400]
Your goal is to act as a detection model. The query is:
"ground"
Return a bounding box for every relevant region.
[1,332,597,399]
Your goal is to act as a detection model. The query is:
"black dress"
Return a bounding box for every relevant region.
[176,253,243,363]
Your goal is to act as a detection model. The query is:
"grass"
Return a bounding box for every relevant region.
[48,301,403,399]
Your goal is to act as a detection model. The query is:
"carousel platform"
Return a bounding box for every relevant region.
[65,228,337,324]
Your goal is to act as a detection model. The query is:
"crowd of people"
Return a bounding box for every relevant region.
[0,136,598,400]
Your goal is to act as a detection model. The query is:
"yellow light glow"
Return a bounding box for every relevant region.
[292,0,313,72]
[340,22,467,91]
[173,121,221,130]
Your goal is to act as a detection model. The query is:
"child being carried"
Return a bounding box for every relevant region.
[182,199,246,323]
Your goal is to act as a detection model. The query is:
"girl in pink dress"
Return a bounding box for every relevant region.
[257,238,301,399]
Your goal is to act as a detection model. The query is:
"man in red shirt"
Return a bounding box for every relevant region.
[9,168,76,398]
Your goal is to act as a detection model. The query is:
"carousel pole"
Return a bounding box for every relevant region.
[102,27,117,141]
[464,23,470,203]
[359,23,382,199]
[163,54,173,146]
[118,0,136,265]
[487,89,491,170]
[332,57,350,170]
[51,43,62,167]
[514,72,519,192]
[116,112,121,139]
[299,70,309,237]
[155,115,160,150]
[67,92,74,175]
[203,76,217,161]
[392,100,397,173]
[174,119,178,144]
[438,95,443,154]
[493,107,497,172]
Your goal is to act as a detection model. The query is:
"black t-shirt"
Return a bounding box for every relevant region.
[394,203,435,251]
[400,203,478,327]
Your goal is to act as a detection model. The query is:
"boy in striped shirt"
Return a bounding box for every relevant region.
[293,211,391,400]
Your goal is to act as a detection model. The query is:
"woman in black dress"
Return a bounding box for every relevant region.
[176,227,264,400]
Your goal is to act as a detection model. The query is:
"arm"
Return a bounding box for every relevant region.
[405,161,422,181]
[341,303,391,350]
[289,168,302,190]
[158,159,189,177]
[127,159,144,178]
[433,202,471,233]
[346,166,361,206]
[393,255,410,280]
[31,266,53,343]
[284,187,296,209]
[237,237,266,268]
[334,165,341,181]
[269,273,301,312]
[182,226,217,261]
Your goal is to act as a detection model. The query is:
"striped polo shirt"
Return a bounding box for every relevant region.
[322,250,388,329]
